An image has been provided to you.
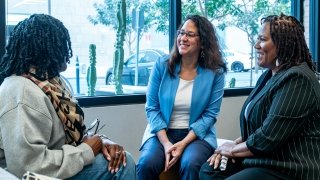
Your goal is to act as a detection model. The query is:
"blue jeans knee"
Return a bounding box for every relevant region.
[67,152,136,180]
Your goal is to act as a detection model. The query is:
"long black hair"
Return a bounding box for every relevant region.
[261,13,315,72]
[0,14,72,84]
[168,14,226,75]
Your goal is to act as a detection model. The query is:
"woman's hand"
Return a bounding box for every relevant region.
[162,141,173,172]
[207,153,226,169]
[207,141,237,169]
[83,135,102,156]
[215,141,237,157]
[166,141,187,170]
[101,143,126,173]
[234,137,243,144]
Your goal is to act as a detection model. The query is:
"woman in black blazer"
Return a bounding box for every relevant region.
[200,14,320,180]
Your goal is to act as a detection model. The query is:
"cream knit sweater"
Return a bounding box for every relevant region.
[0,76,94,179]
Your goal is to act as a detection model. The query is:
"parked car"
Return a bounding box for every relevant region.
[105,49,169,86]
[222,50,252,72]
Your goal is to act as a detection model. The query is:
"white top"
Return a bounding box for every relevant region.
[169,78,194,129]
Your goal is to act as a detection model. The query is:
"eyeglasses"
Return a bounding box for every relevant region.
[177,30,199,38]
[85,118,106,136]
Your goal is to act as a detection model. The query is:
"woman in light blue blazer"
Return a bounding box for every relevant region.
[137,15,226,180]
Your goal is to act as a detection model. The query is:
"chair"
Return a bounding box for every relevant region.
[159,164,179,180]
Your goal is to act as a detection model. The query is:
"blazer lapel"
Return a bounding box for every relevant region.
[240,70,272,139]
[166,64,181,121]
[189,67,207,124]
[245,70,286,122]
[246,82,271,115]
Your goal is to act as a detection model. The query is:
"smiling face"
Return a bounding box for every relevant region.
[177,19,201,59]
[255,22,277,71]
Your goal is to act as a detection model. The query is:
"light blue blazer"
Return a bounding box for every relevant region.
[141,58,225,149]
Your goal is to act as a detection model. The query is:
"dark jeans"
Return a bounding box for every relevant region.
[137,129,214,180]
[199,160,294,180]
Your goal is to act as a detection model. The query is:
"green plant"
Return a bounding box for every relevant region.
[87,44,97,96]
[229,77,236,88]
[112,0,126,94]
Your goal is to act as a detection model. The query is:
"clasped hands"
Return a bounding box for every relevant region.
[163,141,187,172]
[83,135,126,173]
[207,141,238,169]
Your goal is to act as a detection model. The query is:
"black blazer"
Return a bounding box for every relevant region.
[240,62,320,180]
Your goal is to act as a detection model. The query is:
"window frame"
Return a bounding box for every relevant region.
[0,0,316,107]
[309,0,320,71]
[76,88,254,107]
[0,0,4,59]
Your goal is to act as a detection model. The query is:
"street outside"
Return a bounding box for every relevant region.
[65,70,265,97]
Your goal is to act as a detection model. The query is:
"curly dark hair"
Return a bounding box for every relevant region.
[0,14,72,84]
[168,14,226,75]
[261,13,315,72]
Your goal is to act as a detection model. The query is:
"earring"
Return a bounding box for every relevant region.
[201,49,205,59]
[276,59,279,67]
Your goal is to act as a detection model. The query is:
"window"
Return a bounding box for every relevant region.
[3,0,318,105]
[181,0,291,88]
[5,0,169,96]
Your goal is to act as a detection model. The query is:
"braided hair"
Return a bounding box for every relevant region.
[0,14,72,84]
[261,13,315,72]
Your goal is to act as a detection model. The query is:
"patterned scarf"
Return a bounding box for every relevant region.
[23,73,86,146]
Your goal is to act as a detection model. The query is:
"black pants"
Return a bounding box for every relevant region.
[199,160,294,180]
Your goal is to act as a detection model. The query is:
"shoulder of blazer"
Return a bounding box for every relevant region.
[155,56,169,75]
[268,63,320,93]
[277,63,315,80]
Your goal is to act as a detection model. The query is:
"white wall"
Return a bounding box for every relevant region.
[216,96,246,140]
[82,96,247,162]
